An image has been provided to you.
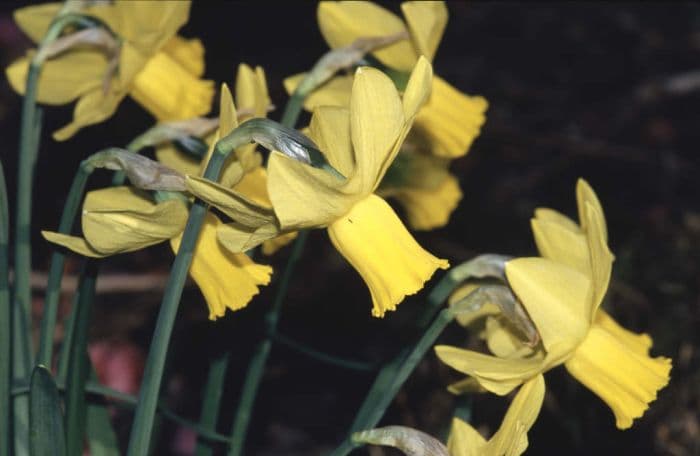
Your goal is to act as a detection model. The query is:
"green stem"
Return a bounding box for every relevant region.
[126,147,231,456]
[228,231,309,456]
[0,161,11,456]
[37,161,93,367]
[195,353,230,456]
[272,332,375,372]
[64,261,97,456]
[280,91,305,129]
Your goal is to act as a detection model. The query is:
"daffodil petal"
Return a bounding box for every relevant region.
[576,178,608,241]
[414,76,488,158]
[401,56,434,121]
[483,317,533,359]
[53,87,125,141]
[186,175,275,227]
[235,64,270,120]
[486,374,545,456]
[327,194,448,317]
[309,106,355,178]
[401,1,448,62]
[505,257,592,353]
[217,222,281,254]
[448,418,487,456]
[391,172,462,230]
[13,3,62,43]
[41,231,107,258]
[155,146,201,176]
[6,51,107,105]
[284,73,353,111]
[232,166,272,208]
[317,1,417,72]
[533,207,580,233]
[350,66,404,194]
[171,213,272,319]
[565,313,671,429]
[114,0,190,54]
[81,186,188,255]
[267,152,353,230]
[584,202,614,316]
[531,217,590,275]
[434,345,543,395]
[219,83,238,136]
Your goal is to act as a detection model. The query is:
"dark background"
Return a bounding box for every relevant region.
[0,1,698,455]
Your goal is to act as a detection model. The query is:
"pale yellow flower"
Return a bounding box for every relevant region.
[189,57,449,317]
[436,180,671,429]
[6,1,214,140]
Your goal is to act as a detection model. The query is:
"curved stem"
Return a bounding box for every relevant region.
[272,332,375,372]
[36,161,93,367]
[126,151,228,456]
[228,231,308,456]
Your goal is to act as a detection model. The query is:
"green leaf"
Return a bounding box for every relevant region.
[29,366,66,456]
[0,160,11,456]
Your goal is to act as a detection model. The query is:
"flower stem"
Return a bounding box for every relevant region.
[272,332,375,372]
[126,123,253,454]
[228,230,309,456]
[36,161,93,367]
[280,91,305,128]
[0,161,11,456]
[195,352,230,456]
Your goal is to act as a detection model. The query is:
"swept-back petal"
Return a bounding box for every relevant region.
[565,311,671,429]
[81,186,188,255]
[576,178,608,241]
[413,76,488,158]
[448,418,487,456]
[267,152,354,230]
[41,231,107,258]
[317,1,417,71]
[113,0,190,54]
[155,146,201,177]
[401,1,448,62]
[13,2,62,43]
[6,51,106,105]
[327,194,448,317]
[217,222,281,254]
[284,73,353,111]
[584,202,614,316]
[531,217,589,275]
[171,213,272,319]
[533,208,580,233]
[186,175,275,228]
[235,64,270,120]
[53,87,125,141]
[350,66,404,194]
[261,232,298,256]
[505,258,591,353]
[219,83,238,136]
[308,106,355,178]
[390,172,462,230]
[487,374,545,456]
[434,345,544,396]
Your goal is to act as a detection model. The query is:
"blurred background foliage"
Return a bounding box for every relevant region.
[0,2,698,455]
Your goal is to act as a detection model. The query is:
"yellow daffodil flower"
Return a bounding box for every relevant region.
[188,57,449,317]
[283,1,484,231]
[6,1,214,140]
[435,179,671,429]
[448,374,545,456]
[285,1,487,159]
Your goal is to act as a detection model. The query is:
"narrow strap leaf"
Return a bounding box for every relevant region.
[29,366,66,456]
